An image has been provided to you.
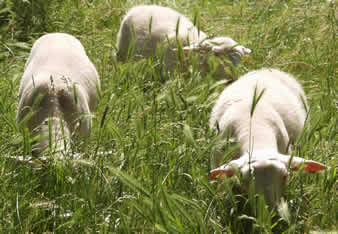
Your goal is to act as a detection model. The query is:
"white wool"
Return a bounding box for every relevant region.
[209,68,325,206]
[17,33,100,158]
[117,5,206,56]
[210,68,307,154]
[116,5,251,76]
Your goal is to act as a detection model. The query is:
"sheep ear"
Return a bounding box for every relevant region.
[283,156,326,172]
[182,44,201,54]
[209,164,235,180]
[293,160,327,173]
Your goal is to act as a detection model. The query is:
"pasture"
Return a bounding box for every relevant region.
[0,0,336,232]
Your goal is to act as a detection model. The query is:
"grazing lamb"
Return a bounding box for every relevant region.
[116,5,251,77]
[17,33,100,159]
[209,68,326,206]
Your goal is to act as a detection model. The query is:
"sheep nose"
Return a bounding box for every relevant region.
[243,48,252,54]
[235,46,251,55]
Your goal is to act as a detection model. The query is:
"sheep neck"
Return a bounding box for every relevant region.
[236,119,281,155]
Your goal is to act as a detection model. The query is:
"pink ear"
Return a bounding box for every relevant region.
[183,47,200,54]
[182,43,203,54]
[209,167,234,180]
[303,160,327,172]
[292,160,326,173]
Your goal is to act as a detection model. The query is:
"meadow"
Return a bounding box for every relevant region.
[0,0,336,233]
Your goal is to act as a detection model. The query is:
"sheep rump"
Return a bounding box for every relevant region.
[209,68,308,153]
[17,33,100,158]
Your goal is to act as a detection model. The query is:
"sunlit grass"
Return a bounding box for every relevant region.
[0,0,336,232]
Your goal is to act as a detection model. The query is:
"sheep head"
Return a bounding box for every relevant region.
[209,150,326,206]
[183,36,251,66]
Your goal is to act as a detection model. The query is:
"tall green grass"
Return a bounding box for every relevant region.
[0,0,336,233]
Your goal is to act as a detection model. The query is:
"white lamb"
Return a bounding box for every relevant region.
[17,33,100,159]
[209,68,326,206]
[116,5,251,77]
